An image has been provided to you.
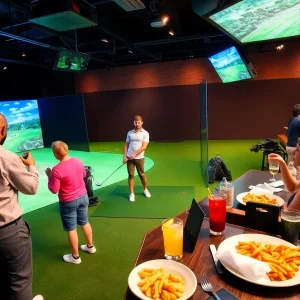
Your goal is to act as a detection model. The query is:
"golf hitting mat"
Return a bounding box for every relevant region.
[91,186,195,219]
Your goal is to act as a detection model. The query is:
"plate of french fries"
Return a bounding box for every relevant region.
[128,259,197,300]
[236,191,285,207]
[217,234,300,287]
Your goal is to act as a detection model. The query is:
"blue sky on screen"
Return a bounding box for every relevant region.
[0,100,40,125]
[208,46,240,69]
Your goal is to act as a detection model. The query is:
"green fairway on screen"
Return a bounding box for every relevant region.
[209,0,300,43]
[0,99,44,153]
[208,46,252,83]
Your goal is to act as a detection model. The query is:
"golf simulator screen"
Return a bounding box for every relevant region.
[206,0,300,44]
[0,99,44,153]
[208,46,252,83]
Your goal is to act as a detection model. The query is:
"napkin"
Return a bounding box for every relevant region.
[248,183,283,193]
[216,250,271,282]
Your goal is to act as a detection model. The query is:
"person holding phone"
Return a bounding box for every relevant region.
[0,113,42,300]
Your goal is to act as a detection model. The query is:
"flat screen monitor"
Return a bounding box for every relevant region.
[54,50,90,72]
[0,99,44,153]
[205,0,300,44]
[208,46,253,83]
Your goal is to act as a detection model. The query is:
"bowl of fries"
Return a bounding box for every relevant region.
[217,234,300,287]
[236,191,285,207]
[128,259,197,300]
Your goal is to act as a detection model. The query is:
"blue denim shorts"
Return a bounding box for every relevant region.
[59,194,89,231]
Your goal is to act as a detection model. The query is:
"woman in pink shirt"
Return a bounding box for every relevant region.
[45,141,96,264]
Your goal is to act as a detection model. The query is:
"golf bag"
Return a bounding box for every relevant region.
[84,166,100,207]
[207,155,232,184]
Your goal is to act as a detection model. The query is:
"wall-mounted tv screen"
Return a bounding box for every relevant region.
[208,46,252,83]
[0,100,44,153]
[54,50,90,72]
[205,0,300,44]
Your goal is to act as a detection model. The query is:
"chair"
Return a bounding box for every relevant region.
[244,202,280,234]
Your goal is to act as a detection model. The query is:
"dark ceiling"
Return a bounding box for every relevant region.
[0,0,296,71]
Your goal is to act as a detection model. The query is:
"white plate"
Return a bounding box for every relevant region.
[218,234,299,287]
[128,259,197,300]
[236,191,285,207]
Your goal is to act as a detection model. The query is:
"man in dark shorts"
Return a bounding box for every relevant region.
[123,115,151,202]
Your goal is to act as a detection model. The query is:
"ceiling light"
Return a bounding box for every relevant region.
[101,38,108,43]
[276,44,284,51]
[128,49,133,54]
[3,66,7,70]
[162,16,169,24]
[151,15,169,28]
[22,52,26,57]
[169,30,174,36]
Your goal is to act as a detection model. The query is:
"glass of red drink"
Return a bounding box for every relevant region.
[209,194,226,235]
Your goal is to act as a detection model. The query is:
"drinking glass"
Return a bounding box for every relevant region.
[208,193,226,235]
[162,218,183,261]
[280,209,300,245]
[269,161,279,182]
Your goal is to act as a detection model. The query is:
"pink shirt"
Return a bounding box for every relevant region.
[48,157,86,202]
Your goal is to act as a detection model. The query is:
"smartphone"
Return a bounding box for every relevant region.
[206,288,239,300]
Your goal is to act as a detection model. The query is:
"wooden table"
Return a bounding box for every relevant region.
[199,170,292,227]
[124,217,300,300]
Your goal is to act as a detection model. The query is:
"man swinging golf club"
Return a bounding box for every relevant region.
[123,115,151,202]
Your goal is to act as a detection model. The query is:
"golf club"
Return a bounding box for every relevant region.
[95,162,126,187]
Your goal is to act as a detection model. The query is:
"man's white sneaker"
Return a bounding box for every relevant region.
[63,254,81,264]
[144,189,151,198]
[80,244,96,254]
[129,193,135,202]
[32,296,44,300]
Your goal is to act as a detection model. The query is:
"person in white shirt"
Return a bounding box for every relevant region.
[123,115,151,202]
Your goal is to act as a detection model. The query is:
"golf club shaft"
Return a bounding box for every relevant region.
[97,163,125,186]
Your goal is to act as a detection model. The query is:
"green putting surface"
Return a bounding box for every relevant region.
[18,148,154,214]
[92,185,195,218]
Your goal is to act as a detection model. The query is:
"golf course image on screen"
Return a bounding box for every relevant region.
[209,0,300,43]
[208,46,252,83]
[0,100,44,153]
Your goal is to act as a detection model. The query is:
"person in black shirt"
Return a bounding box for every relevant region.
[286,104,300,163]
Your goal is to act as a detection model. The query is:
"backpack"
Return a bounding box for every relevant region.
[84,166,100,207]
[207,155,232,184]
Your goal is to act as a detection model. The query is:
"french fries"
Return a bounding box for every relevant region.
[242,193,278,206]
[137,268,184,299]
[236,241,300,281]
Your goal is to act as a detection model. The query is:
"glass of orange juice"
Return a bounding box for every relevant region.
[162,218,183,261]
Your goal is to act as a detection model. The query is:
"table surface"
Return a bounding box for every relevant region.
[124,218,300,300]
[199,170,291,226]
[124,170,299,300]
[204,170,290,210]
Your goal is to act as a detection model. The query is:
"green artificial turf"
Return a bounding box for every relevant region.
[24,140,263,300]
[19,148,154,214]
[92,185,194,218]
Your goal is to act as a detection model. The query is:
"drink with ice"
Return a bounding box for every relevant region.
[209,194,226,235]
[162,218,183,261]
